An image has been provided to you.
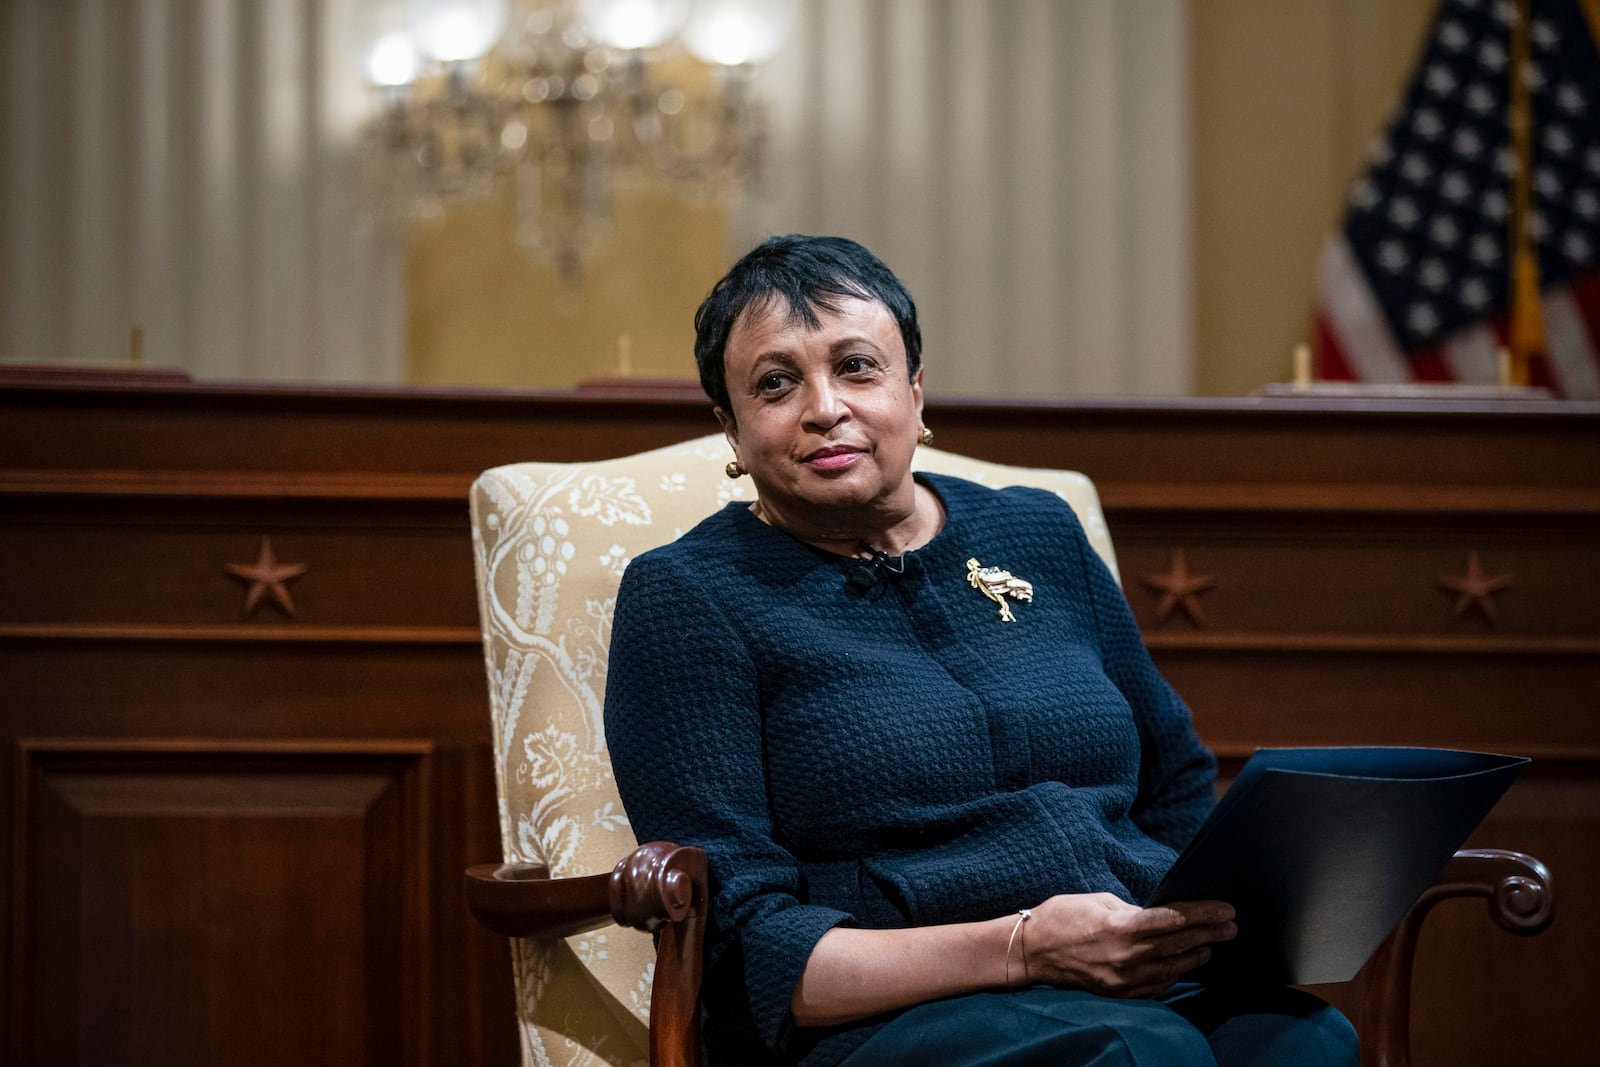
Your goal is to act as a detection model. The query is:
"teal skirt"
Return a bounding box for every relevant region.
[838,984,1357,1067]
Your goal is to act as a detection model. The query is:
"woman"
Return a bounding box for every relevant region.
[604,235,1358,1067]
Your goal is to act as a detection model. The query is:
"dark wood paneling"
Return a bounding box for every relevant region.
[2,375,1596,1066]
[11,741,433,1067]
[0,514,479,628]
[1116,524,1600,639]
[1160,648,1599,752]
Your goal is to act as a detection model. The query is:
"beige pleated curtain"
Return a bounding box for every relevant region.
[1,0,1190,396]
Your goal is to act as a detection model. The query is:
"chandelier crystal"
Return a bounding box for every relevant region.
[355,0,794,282]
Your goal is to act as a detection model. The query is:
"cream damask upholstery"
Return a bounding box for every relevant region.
[467,432,1119,1067]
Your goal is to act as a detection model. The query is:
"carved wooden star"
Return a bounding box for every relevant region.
[225,537,307,618]
[1438,550,1513,626]
[1142,549,1218,627]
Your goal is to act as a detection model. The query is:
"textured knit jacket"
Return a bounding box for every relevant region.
[604,474,1218,1066]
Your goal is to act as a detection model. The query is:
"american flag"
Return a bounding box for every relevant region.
[1315,0,1600,398]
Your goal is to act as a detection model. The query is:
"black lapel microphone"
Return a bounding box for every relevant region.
[843,541,907,593]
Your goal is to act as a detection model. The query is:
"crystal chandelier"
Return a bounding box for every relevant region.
[355,0,794,280]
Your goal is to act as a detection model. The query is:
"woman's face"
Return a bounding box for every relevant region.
[717,293,924,531]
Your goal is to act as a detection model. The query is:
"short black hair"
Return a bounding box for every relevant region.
[693,234,922,417]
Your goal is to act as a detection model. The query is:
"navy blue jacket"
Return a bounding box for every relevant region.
[604,474,1216,1066]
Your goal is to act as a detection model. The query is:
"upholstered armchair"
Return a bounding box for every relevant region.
[465,434,1552,1067]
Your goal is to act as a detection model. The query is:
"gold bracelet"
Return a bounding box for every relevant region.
[1004,908,1032,990]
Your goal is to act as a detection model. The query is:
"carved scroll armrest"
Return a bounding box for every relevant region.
[1359,848,1554,1067]
[465,840,707,936]
[465,842,708,1067]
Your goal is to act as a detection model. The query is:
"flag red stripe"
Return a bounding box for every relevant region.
[1314,313,1356,381]
[1408,346,1454,383]
[1568,273,1600,359]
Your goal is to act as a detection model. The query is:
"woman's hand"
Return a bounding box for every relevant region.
[791,894,1236,1027]
[1022,893,1237,999]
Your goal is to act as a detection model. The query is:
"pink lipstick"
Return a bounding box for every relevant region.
[805,446,861,471]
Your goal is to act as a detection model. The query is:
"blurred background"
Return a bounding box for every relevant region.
[0,0,1441,397]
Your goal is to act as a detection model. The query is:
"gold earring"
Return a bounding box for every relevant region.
[725,459,745,479]
[918,426,934,447]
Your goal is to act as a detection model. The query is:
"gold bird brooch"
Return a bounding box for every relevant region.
[966,558,1034,622]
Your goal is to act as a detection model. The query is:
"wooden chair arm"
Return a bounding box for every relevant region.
[464,861,612,939]
[465,841,708,1067]
[1359,848,1554,1067]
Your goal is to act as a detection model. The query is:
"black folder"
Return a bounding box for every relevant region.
[1146,746,1528,986]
